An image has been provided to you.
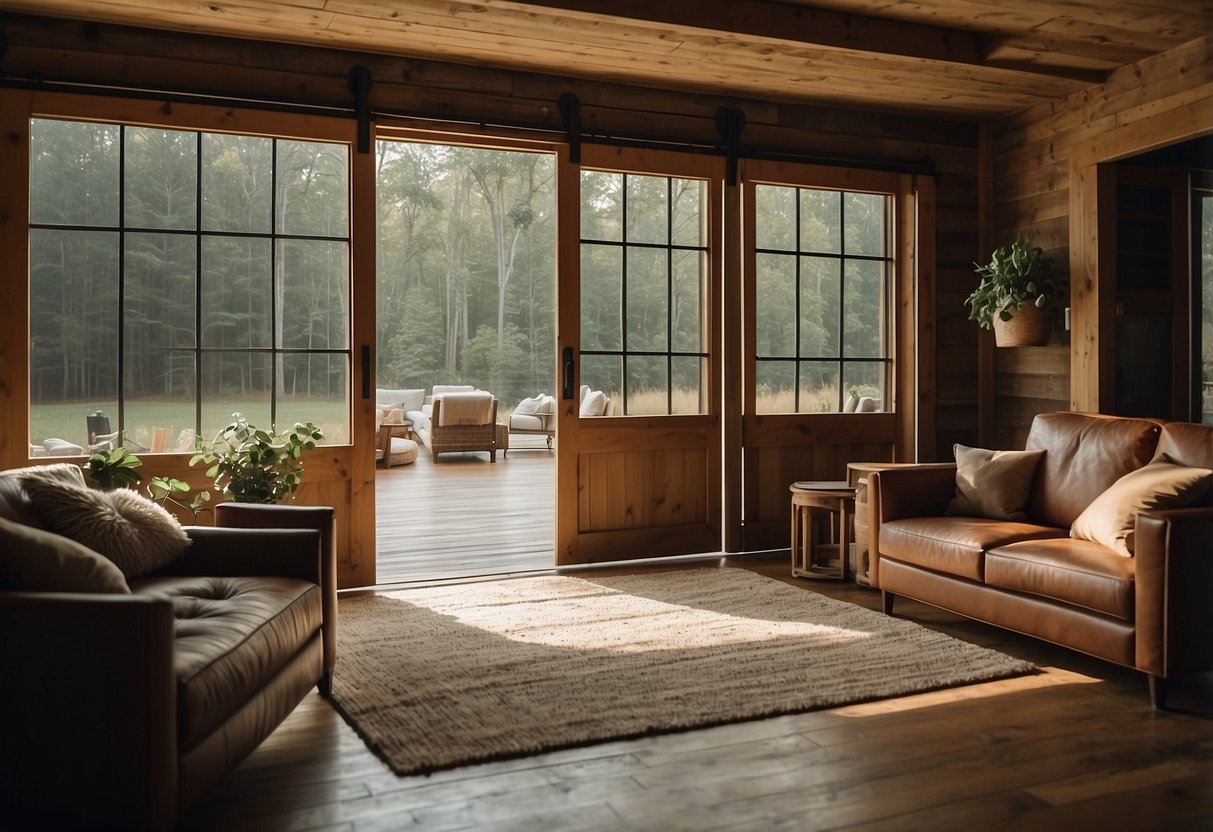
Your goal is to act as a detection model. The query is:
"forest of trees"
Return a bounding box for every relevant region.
[375,142,555,408]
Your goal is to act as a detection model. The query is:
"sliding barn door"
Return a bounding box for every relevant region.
[555,147,723,564]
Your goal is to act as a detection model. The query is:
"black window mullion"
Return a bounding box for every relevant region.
[794,189,802,413]
[666,177,674,415]
[837,193,847,411]
[195,132,204,441]
[117,126,126,442]
[620,173,629,415]
[270,139,279,429]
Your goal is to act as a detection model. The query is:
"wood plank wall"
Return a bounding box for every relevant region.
[990,36,1213,449]
[0,11,982,461]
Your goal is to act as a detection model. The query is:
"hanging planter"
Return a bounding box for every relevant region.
[992,299,1052,347]
[965,233,1064,348]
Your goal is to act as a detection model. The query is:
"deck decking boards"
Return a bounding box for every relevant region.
[374,435,556,585]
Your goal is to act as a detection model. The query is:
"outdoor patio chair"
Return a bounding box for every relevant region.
[429,392,498,462]
[508,394,556,449]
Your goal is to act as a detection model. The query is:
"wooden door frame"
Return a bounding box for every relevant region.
[1069,104,1213,412]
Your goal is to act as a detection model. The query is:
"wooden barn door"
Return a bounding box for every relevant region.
[555,146,723,564]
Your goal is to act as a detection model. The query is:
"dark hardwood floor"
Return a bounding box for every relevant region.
[180,552,1213,831]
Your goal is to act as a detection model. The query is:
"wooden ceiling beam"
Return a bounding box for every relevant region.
[499,0,1112,84]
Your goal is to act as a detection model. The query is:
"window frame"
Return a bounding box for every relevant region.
[19,95,356,455]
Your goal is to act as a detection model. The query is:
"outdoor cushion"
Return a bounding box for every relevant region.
[509,413,547,431]
[580,389,608,417]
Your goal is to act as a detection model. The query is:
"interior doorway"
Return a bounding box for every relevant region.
[372,135,557,584]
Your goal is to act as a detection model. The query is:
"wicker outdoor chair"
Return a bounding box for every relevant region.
[429,394,498,462]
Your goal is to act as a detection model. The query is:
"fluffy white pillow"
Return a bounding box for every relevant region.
[1071,462,1212,556]
[537,395,556,414]
[514,394,545,416]
[21,479,191,578]
[946,444,1044,521]
[579,389,608,417]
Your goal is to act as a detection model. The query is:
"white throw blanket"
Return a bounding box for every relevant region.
[437,392,494,426]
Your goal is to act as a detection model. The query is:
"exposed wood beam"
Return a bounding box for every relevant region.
[502,0,1111,84]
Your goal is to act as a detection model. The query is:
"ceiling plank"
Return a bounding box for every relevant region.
[491,0,1111,83]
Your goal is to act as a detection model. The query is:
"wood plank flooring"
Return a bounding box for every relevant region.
[179,556,1213,832]
[374,435,555,585]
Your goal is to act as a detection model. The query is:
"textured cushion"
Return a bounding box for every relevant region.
[0,514,130,593]
[580,389,608,417]
[1070,462,1213,556]
[130,575,321,749]
[513,394,545,416]
[946,444,1044,521]
[21,479,191,578]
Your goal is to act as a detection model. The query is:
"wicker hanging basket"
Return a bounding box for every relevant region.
[992,301,1053,347]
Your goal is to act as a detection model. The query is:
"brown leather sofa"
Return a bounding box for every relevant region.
[869,412,1213,708]
[0,465,337,830]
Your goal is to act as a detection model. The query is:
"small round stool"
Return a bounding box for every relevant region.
[789,480,856,581]
[387,437,419,466]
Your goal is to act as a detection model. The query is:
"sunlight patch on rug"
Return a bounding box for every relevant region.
[330,568,1036,776]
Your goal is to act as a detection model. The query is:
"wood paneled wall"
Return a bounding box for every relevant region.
[990,36,1213,449]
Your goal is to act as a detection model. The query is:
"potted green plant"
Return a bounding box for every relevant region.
[191,413,324,504]
[83,445,212,519]
[965,233,1063,347]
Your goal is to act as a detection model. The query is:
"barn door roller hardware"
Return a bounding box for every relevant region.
[716,107,746,186]
[348,65,373,154]
[558,92,582,164]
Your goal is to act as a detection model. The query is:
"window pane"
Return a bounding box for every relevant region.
[626,354,667,415]
[29,229,119,448]
[671,356,704,414]
[755,184,795,251]
[581,170,622,241]
[626,174,668,245]
[276,140,349,237]
[581,243,622,351]
[278,240,349,349]
[201,237,271,348]
[755,360,795,414]
[626,247,668,351]
[581,354,622,410]
[125,127,197,230]
[844,192,886,256]
[671,178,704,248]
[200,352,272,442]
[842,361,886,412]
[756,252,795,357]
[799,360,840,413]
[800,189,840,254]
[124,389,196,454]
[279,353,348,443]
[671,249,704,353]
[124,232,196,405]
[801,255,840,358]
[30,119,119,226]
[844,259,885,358]
[202,133,272,233]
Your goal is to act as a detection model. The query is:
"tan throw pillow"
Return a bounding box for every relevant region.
[21,478,191,578]
[0,515,130,594]
[1071,462,1212,556]
[946,444,1045,521]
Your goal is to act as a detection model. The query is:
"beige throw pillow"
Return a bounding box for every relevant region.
[1071,462,1212,556]
[21,478,191,578]
[946,444,1045,521]
[0,515,130,594]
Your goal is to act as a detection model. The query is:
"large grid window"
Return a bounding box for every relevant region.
[753,185,892,414]
[28,118,350,453]
[579,170,709,416]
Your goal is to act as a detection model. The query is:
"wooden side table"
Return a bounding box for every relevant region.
[789,480,856,581]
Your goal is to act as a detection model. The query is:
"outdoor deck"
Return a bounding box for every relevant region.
[374,434,556,585]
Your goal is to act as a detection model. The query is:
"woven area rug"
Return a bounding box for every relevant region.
[331,568,1035,775]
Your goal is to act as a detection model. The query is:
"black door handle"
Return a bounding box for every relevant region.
[562,347,575,400]
[361,346,371,399]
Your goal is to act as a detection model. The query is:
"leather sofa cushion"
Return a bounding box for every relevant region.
[1151,421,1213,475]
[130,575,322,750]
[1025,412,1160,529]
[880,516,1066,581]
[986,538,1135,621]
